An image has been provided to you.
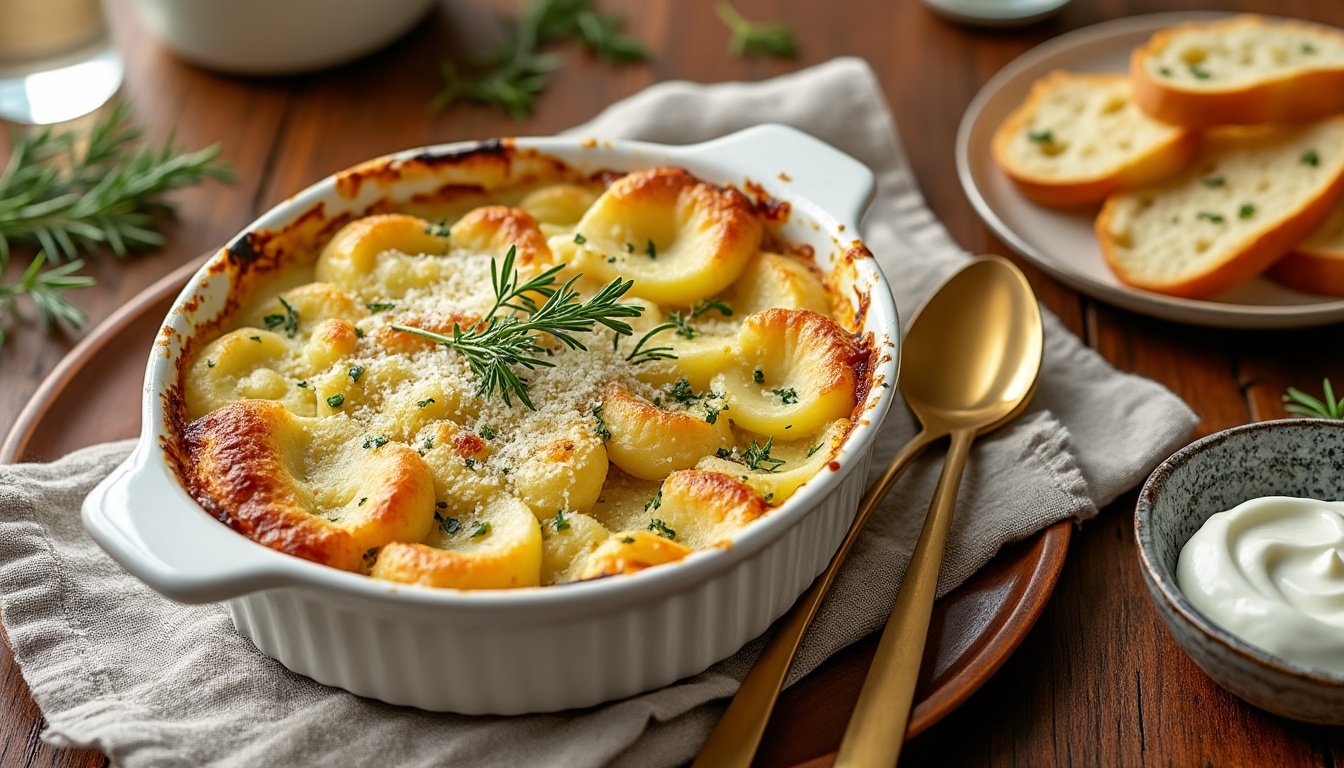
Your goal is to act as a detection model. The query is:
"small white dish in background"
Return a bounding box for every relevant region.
[956,12,1344,329]
[129,0,435,76]
[922,0,1072,28]
[1136,418,1344,724]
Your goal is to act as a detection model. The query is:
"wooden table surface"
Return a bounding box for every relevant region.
[4,0,1344,765]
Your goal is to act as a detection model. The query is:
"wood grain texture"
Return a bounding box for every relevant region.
[3,0,1344,766]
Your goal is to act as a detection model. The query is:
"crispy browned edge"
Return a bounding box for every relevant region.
[161,142,881,540]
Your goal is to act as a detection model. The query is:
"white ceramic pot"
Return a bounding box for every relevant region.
[82,124,901,714]
[129,0,436,75]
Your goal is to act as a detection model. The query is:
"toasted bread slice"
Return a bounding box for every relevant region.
[992,71,1197,206]
[1271,204,1344,295]
[1131,15,1344,127]
[1096,118,1344,298]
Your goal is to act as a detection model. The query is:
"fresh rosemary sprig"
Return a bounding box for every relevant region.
[625,320,677,365]
[0,101,233,263]
[0,251,92,348]
[391,250,644,408]
[715,1,799,59]
[1284,379,1344,419]
[432,0,648,119]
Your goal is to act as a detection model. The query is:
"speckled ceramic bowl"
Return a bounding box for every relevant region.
[1136,418,1344,724]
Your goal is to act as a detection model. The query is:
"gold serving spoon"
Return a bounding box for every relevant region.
[693,256,1043,768]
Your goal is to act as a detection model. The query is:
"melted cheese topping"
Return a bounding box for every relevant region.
[183,168,864,589]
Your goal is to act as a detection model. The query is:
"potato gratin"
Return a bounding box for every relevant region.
[179,166,870,589]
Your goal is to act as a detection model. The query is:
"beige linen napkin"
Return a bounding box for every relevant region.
[0,58,1196,768]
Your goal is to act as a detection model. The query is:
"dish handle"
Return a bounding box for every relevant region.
[677,123,876,231]
[82,444,293,604]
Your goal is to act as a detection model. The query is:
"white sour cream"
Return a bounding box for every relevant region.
[1177,496,1344,674]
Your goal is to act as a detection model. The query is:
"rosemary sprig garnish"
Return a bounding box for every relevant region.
[0,251,92,348]
[715,1,799,58]
[391,249,643,408]
[432,0,647,119]
[1284,379,1344,419]
[625,321,677,365]
[0,102,232,263]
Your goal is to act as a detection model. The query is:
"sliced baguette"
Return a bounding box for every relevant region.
[1096,117,1344,298]
[992,71,1197,206]
[1270,204,1344,295]
[1131,15,1344,127]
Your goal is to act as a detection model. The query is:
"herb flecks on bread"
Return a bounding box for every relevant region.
[1096,118,1344,298]
[1131,15,1344,126]
[992,71,1197,206]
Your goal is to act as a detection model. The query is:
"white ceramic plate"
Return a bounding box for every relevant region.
[956,12,1344,329]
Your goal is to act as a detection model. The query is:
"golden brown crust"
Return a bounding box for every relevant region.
[371,541,536,589]
[663,469,768,534]
[450,205,551,266]
[1269,248,1344,296]
[747,307,861,395]
[1129,16,1344,127]
[184,400,436,571]
[619,167,761,259]
[578,531,692,579]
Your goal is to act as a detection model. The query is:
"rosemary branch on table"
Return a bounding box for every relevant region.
[0,102,233,349]
[1284,379,1344,419]
[432,0,648,119]
[715,1,799,59]
[391,246,646,409]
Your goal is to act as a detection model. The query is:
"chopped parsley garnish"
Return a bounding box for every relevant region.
[762,492,775,503]
[354,327,366,339]
[1189,64,1211,80]
[365,301,396,312]
[1238,203,1256,220]
[424,220,451,237]
[348,364,365,382]
[592,405,612,440]
[606,256,617,264]
[1201,176,1225,188]
[645,238,657,259]
[806,442,824,458]
[1195,211,1225,223]
[1302,42,1318,54]
[753,368,765,384]
[262,296,300,338]
[1158,66,1173,77]
[297,380,309,389]
[624,242,635,253]
[1027,129,1053,144]
[357,497,367,507]
[553,509,570,532]
[574,233,587,244]
[772,387,799,405]
[648,518,676,540]
[362,435,389,450]
[464,457,478,469]
[326,393,345,408]
[206,359,215,368]
[434,511,462,536]
[667,377,699,404]
[1303,149,1320,167]
[417,397,435,408]
[248,335,261,342]
[470,521,491,538]
[423,437,434,452]
[644,489,663,512]
[479,424,496,440]
[621,536,635,544]
[704,404,723,425]
[721,437,786,472]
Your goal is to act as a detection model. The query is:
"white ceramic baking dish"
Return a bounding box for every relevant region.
[82,123,900,715]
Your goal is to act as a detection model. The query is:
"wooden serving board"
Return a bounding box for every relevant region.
[0,258,1070,766]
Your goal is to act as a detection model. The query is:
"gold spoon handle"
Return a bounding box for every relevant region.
[835,427,977,768]
[692,427,944,768]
